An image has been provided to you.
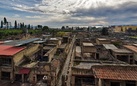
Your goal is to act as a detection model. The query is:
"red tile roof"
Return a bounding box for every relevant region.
[0,45,25,56]
[92,65,137,81]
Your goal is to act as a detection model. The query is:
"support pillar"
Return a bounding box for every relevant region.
[98,79,102,86]
[121,81,125,86]
[128,55,130,64]
[11,71,14,83]
[22,74,24,82]
[0,71,1,80]
[71,76,75,86]
[94,53,96,59]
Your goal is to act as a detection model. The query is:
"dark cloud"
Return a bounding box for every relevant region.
[72,1,137,17]
[71,1,137,25]
[1,0,137,27]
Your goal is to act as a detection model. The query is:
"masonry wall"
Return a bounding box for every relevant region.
[82,46,96,53]
[96,40,110,45]
[13,44,40,66]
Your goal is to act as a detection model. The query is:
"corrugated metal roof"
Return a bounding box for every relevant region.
[92,65,137,80]
[33,40,46,44]
[0,45,25,56]
[103,44,118,50]
[4,40,13,43]
[4,38,40,46]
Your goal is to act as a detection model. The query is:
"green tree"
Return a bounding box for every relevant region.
[4,17,7,24]
[66,26,69,29]
[28,24,30,29]
[37,25,42,29]
[101,27,109,35]
[42,26,49,31]
[24,25,27,28]
[20,23,23,29]
[87,27,90,31]
[14,20,17,29]
[20,23,25,29]
[22,22,25,28]
[4,17,8,29]
[1,21,3,28]
[56,31,66,37]
[18,23,20,29]
[61,26,65,30]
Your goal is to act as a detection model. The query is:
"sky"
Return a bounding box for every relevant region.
[0,0,137,28]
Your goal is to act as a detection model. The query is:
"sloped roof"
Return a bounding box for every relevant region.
[92,65,137,81]
[4,38,40,46]
[0,45,25,56]
[112,49,132,54]
[103,44,118,50]
[124,45,137,53]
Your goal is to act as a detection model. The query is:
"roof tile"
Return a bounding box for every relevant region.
[92,65,137,81]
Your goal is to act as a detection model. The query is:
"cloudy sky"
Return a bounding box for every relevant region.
[0,0,137,27]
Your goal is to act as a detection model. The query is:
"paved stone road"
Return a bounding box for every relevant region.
[57,35,75,86]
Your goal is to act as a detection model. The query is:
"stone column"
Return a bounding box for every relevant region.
[94,53,97,59]
[0,70,1,80]
[98,79,102,86]
[11,71,14,83]
[115,54,117,59]
[22,74,24,82]
[71,76,75,86]
[128,55,130,64]
[95,78,98,86]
